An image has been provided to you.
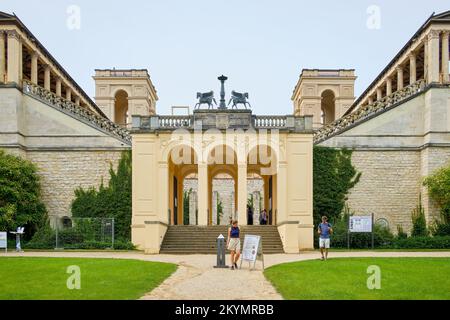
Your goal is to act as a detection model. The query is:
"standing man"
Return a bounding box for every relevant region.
[318,216,333,260]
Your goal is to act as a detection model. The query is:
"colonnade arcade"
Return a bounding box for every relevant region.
[166,141,278,226]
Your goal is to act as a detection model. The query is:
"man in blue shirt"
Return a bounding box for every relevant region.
[318,216,333,261]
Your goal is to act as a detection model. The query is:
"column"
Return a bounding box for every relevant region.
[75,96,81,106]
[31,52,38,84]
[237,163,248,225]
[397,66,404,90]
[409,53,417,84]
[157,163,169,225]
[6,30,22,84]
[424,42,428,81]
[368,97,373,105]
[44,65,51,90]
[442,31,449,83]
[0,32,5,83]
[66,87,72,101]
[427,30,440,83]
[376,87,382,100]
[386,77,392,96]
[56,77,62,96]
[197,163,209,226]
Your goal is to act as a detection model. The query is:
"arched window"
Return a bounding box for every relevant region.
[114,90,129,127]
[375,218,389,230]
[321,90,336,125]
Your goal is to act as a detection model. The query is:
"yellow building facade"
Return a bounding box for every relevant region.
[130,110,314,253]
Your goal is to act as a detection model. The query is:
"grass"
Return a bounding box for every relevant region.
[264,258,450,300]
[0,257,177,300]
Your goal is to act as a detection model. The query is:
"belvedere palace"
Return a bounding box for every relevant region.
[0,10,449,253]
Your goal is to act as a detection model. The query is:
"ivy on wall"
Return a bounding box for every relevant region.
[71,150,132,241]
[313,146,361,226]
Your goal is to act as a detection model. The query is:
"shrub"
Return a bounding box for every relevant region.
[0,150,48,240]
[396,225,408,239]
[313,147,361,227]
[387,236,450,249]
[411,195,428,237]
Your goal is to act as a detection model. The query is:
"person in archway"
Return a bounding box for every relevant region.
[227,220,241,270]
[259,209,268,225]
[247,205,254,225]
[318,216,333,261]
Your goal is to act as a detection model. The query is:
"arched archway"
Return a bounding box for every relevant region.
[114,89,129,127]
[320,89,336,125]
[168,144,199,225]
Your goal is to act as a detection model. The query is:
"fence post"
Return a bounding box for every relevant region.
[112,218,115,250]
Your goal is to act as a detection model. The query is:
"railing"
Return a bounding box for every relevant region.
[314,79,427,144]
[159,116,192,128]
[22,80,131,144]
[254,116,287,128]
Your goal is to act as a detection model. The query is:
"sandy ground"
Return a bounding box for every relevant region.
[2,250,450,300]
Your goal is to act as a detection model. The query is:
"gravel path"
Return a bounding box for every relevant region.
[2,250,450,300]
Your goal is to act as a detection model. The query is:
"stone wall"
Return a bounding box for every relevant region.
[347,150,422,233]
[26,150,123,222]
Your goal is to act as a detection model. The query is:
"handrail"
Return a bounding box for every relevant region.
[22,80,131,144]
[314,79,427,144]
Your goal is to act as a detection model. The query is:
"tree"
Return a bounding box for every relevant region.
[423,163,450,223]
[411,195,428,237]
[0,150,48,239]
[313,146,361,226]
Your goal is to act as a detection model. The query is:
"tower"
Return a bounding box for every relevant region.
[291,69,356,129]
[93,69,158,127]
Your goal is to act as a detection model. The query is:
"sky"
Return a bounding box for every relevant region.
[2,0,449,115]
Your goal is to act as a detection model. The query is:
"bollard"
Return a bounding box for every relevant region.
[214,234,228,268]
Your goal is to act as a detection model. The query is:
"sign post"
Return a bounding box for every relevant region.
[0,232,7,253]
[348,214,374,250]
[240,235,264,271]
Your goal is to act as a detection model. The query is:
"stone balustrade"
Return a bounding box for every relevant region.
[314,79,427,143]
[159,115,192,128]
[254,116,287,128]
[22,80,131,144]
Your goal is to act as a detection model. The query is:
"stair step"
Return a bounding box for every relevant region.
[160,225,285,254]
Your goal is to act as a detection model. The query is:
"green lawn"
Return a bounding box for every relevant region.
[264,258,450,300]
[0,257,176,300]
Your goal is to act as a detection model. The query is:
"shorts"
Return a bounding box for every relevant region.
[227,238,241,252]
[319,238,330,249]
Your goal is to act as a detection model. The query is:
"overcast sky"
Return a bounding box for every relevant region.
[3,0,449,114]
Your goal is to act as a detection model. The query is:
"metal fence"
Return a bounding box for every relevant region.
[52,217,115,250]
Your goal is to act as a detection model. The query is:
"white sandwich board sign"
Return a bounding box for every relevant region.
[0,232,7,252]
[240,235,264,270]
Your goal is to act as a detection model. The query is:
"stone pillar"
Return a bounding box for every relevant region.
[6,30,22,84]
[427,30,440,83]
[368,97,373,105]
[197,163,209,226]
[386,77,392,96]
[66,87,72,101]
[56,77,62,96]
[442,31,449,83]
[424,42,428,81]
[376,88,382,101]
[157,163,169,225]
[44,65,51,91]
[75,96,81,106]
[31,52,38,84]
[397,66,404,90]
[409,53,417,84]
[0,32,6,83]
[237,164,248,225]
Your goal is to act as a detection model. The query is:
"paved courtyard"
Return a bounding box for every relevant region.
[2,251,450,300]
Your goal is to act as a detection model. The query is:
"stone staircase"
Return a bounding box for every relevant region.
[160,225,284,254]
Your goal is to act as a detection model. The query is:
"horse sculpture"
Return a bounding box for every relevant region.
[228,91,251,109]
[195,91,217,109]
